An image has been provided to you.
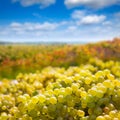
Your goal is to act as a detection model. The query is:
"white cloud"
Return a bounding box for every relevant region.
[67,26,77,31]
[80,15,106,25]
[71,10,106,25]
[10,22,58,31]
[64,0,120,9]
[10,22,22,27]
[0,16,119,43]
[12,0,55,8]
[71,10,85,19]
[0,21,68,42]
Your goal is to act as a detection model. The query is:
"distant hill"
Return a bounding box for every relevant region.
[0,41,82,45]
[0,41,14,44]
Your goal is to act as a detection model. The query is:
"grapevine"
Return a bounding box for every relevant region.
[0,59,120,119]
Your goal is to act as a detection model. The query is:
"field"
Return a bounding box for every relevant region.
[0,38,120,79]
[0,38,120,120]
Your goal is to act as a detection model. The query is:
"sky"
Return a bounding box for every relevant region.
[0,0,120,43]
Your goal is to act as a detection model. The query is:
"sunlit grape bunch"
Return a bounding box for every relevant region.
[0,59,120,120]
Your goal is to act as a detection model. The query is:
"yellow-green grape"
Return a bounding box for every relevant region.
[88,108,93,115]
[85,77,92,85]
[27,101,35,110]
[94,107,103,116]
[80,116,89,120]
[104,115,111,120]
[24,94,30,100]
[17,95,26,103]
[54,88,59,96]
[64,77,72,84]
[117,111,120,118]
[49,96,57,104]
[22,114,32,120]
[96,116,106,120]
[59,88,66,96]
[38,94,46,103]
[10,107,18,114]
[75,89,81,97]
[0,102,2,109]
[114,80,120,87]
[107,103,115,110]
[95,71,104,78]
[42,106,48,114]
[58,95,64,103]
[103,80,113,88]
[67,100,75,107]
[98,85,107,93]
[81,91,87,97]
[109,110,117,117]
[77,110,85,117]
[74,74,80,81]
[96,90,104,98]
[88,88,97,96]
[33,81,43,89]
[0,112,8,120]
[65,87,72,95]
[53,82,62,88]
[2,105,7,110]
[71,83,79,92]
[113,118,119,120]
[107,73,115,81]
[47,90,54,95]
[31,96,39,104]
[104,69,110,75]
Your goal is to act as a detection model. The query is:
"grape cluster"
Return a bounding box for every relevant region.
[0,60,120,120]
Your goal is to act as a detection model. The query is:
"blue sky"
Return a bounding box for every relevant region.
[0,0,120,43]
